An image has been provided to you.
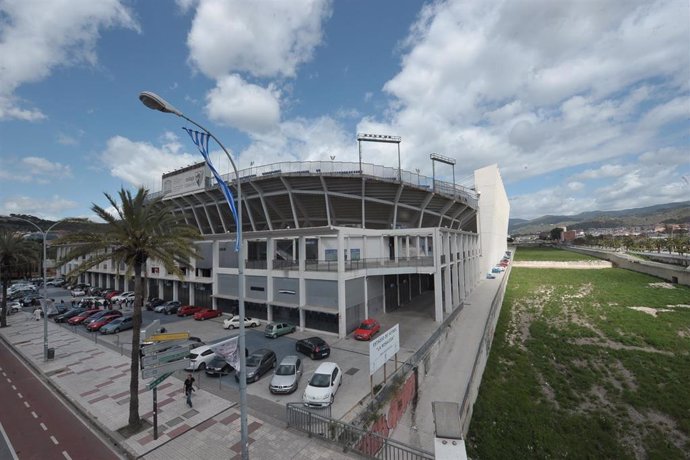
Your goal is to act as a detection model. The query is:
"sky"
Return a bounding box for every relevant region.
[0,0,688,221]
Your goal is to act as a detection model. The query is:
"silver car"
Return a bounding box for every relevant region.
[269,355,302,394]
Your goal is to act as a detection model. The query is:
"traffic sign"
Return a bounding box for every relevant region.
[142,348,191,367]
[147,372,173,391]
[148,331,190,342]
[140,319,160,341]
[140,339,196,356]
[142,359,190,379]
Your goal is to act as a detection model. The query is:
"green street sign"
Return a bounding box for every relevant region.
[147,372,173,391]
[142,348,191,367]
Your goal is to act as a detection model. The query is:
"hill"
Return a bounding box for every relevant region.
[0,214,108,235]
[510,201,690,235]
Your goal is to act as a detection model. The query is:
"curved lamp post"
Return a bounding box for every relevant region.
[138,91,249,459]
[11,217,67,360]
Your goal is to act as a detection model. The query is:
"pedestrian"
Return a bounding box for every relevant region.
[183,374,196,408]
[71,300,76,307]
[33,307,42,321]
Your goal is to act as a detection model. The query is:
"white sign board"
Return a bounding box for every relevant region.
[369,324,400,376]
[162,162,209,196]
[140,319,160,342]
[141,358,190,379]
[209,335,240,371]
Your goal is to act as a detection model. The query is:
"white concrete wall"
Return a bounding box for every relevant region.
[474,164,510,274]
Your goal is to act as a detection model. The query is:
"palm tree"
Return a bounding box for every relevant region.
[57,187,200,430]
[0,231,39,328]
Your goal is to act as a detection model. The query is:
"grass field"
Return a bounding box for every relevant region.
[513,246,600,262]
[466,267,690,459]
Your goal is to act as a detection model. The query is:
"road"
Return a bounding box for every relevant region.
[0,339,122,460]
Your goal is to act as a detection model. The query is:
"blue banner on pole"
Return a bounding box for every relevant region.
[183,127,240,251]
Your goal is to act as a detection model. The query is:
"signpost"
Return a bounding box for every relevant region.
[147,372,173,391]
[148,331,190,342]
[140,339,193,356]
[369,324,400,397]
[140,319,160,341]
[142,348,191,367]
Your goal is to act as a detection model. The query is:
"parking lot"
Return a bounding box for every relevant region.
[34,285,440,421]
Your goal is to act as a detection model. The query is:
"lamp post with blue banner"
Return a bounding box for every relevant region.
[139,91,250,459]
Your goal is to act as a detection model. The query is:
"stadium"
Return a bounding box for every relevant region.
[59,158,509,338]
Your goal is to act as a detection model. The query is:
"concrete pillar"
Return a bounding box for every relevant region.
[451,234,459,309]
[173,280,179,301]
[267,237,274,307]
[364,276,369,318]
[433,229,443,322]
[337,230,347,338]
[212,240,219,310]
[298,236,306,329]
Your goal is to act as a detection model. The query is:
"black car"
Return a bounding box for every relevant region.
[205,356,234,377]
[54,307,85,323]
[145,298,165,311]
[47,304,69,318]
[295,336,331,359]
[235,349,277,383]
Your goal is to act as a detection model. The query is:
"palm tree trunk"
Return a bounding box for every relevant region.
[128,261,144,428]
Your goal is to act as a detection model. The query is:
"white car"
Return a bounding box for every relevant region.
[71,288,86,297]
[223,315,261,329]
[185,345,217,371]
[112,291,133,302]
[7,301,23,314]
[303,362,342,407]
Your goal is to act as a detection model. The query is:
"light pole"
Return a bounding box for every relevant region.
[138,91,250,459]
[11,217,66,360]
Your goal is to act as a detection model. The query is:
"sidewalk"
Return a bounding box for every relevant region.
[0,314,357,459]
[389,274,507,451]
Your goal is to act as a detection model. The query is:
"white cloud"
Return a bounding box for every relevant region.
[573,164,627,181]
[57,132,78,145]
[0,195,78,220]
[99,135,199,190]
[0,0,139,120]
[186,0,332,79]
[205,75,281,134]
[0,156,73,183]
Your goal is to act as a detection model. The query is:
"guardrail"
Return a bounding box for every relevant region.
[286,403,434,459]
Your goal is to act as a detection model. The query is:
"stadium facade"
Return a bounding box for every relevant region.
[58,160,509,338]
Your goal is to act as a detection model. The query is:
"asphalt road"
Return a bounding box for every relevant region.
[0,339,122,460]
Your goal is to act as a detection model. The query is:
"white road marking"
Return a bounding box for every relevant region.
[0,421,20,460]
[31,411,38,419]
[5,378,10,383]
[40,422,47,431]
[17,393,23,399]
[11,385,16,391]
[50,435,59,445]
[62,451,72,460]
[23,401,30,408]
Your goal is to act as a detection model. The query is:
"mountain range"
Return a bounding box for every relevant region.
[509,201,690,235]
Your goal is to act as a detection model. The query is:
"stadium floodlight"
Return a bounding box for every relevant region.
[356,133,402,180]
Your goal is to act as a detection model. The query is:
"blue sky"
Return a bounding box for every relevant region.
[0,0,688,221]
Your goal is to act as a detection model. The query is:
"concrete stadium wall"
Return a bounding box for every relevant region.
[567,247,690,287]
[475,164,510,274]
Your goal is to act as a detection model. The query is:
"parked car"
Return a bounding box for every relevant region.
[7,301,23,314]
[186,345,217,371]
[269,355,302,394]
[223,315,261,329]
[86,314,121,332]
[162,301,182,315]
[264,322,296,338]
[84,310,122,327]
[194,308,222,321]
[235,349,276,383]
[111,291,133,302]
[68,309,101,325]
[303,362,342,407]
[71,288,87,297]
[100,315,133,334]
[353,318,381,341]
[46,303,69,318]
[204,356,233,377]
[54,307,85,323]
[295,337,331,360]
[104,291,121,300]
[177,305,204,317]
[145,298,165,311]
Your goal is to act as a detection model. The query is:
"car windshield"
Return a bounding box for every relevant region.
[246,356,261,367]
[276,365,295,376]
[309,373,331,388]
[209,357,226,367]
[109,318,122,325]
[359,323,375,330]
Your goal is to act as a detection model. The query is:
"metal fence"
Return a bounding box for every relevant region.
[286,403,434,460]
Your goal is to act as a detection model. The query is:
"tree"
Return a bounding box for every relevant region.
[56,187,200,430]
[0,231,38,328]
[549,227,564,241]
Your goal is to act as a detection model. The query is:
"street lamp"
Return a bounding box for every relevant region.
[138,91,250,459]
[11,217,67,360]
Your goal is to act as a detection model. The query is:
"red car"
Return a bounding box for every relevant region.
[353,318,381,341]
[68,309,101,325]
[86,314,121,332]
[105,291,121,300]
[177,305,205,317]
[194,308,222,321]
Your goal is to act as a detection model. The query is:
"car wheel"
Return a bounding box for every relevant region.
[330,394,334,405]
[311,352,315,360]
[230,324,236,329]
[198,362,206,371]
[115,328,120,333]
